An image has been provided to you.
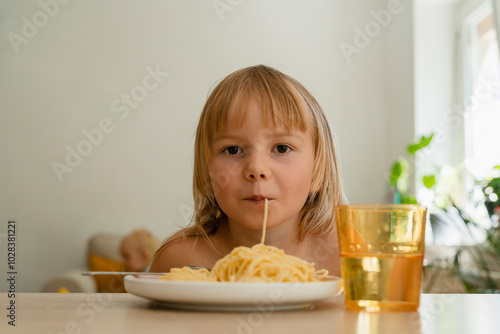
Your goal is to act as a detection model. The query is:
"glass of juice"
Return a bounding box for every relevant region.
[336,204,427,312]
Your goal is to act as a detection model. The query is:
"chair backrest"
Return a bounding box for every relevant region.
[87,232,123,261]
[87,232,127,293]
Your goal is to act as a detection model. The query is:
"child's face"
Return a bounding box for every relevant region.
[209,97,315,232]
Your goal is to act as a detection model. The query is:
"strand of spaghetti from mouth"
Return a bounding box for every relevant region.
[159,198,328,282]
[261,198,268,244]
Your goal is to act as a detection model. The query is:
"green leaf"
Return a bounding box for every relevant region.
[401,195,418,204]
[495,165,500,171]
[390,161,403,188]
[389,158,410,191]
[407,133,434,155]
[423,175,436,189]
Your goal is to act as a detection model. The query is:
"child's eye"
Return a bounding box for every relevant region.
[223,146,242,155]
[274,145,291,154]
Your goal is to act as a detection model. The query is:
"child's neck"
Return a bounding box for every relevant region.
[221,217,302,253]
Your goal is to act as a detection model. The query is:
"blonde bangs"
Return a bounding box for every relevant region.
[206,66,314,141]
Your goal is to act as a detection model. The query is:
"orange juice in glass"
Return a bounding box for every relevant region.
[336,204,427,312]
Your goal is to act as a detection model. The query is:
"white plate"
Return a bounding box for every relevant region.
[124,274,343,312]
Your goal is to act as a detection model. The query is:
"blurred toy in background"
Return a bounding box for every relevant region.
[120,229,160,272]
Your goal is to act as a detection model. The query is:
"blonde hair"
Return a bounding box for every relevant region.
[189,65,344,241]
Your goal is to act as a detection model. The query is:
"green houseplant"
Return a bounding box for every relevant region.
[450,203,500,293]
[388,135,500,293]
[451,166,500,293]
[388,133,435,204]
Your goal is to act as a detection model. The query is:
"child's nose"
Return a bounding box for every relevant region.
[245,152,270,181]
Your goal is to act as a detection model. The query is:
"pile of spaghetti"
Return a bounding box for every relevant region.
[159,199,328,283]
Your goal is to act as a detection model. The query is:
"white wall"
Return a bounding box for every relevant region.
[414,0,460,169]
[0,0,414,292]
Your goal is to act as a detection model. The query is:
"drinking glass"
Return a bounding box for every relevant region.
[336,204,427,312]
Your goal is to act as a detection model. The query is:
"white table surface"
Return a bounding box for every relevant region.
[1,293,499,334]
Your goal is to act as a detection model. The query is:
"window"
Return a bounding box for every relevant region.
[414,0,500,244]
[464,4,500,180]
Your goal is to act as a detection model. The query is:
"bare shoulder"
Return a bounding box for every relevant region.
[149,231,219,273]
[303,232,341,277]
[148,234,194,273]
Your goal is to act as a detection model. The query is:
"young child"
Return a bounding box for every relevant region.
[120,229,160,272]
[149,65,345,276]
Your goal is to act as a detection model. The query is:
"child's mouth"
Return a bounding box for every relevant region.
[245,196,269,203]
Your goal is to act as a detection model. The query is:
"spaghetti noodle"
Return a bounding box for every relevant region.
[159,199,328,282]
